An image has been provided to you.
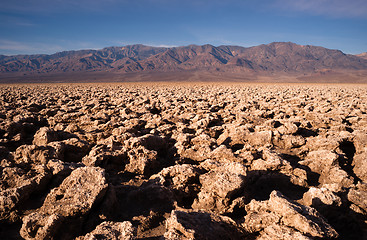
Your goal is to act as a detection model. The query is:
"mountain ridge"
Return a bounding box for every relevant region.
[1,42,367,82]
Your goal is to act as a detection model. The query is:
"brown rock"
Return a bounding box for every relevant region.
[245,131,273,147]
[150,164,201,206]
[281,135,306,148]
[32,127,58,146]
[46,159,82,176]
[82,144,126,168]
[150,164,201,193]
[278,121,298,135]
[353,151,367,182]
[164,210,245,239]
[257,224,312,240]
[0,166,51,221]
[61,138,90,162]
[348,183,367,214]
[14,144,60,165]
[209,145,239,162]
[192,162,246,214]
[125,145,158,175]
[20,167,107,239]
[137,134,167,152]
[353,131,367,154]
[303,187,342,207]
[244,191,338,239]
[303,136,341,152]
[78,221,136,240]
[299,150,339,174]
[319,166,354,192]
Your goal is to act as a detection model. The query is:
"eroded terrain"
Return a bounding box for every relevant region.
[0,82,366,239]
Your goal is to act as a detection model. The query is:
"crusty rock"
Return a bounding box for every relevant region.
[190,133,215,147]
[0,166,51,221]
[78,221,136,240]
[13,144,60,165]
[150,164,201,192]
[280,134,306,148]
[46,159,83,176]
[319,166,354,192]
[32,127,58,146]
[299,150,353,191]
[257,224,312,240]
[348,183,367,214]
[164,210,245,239]
[61,138,90,162]
[299,150,339,174]
[245,131,273,147]
[116,186,173,232]
[21,212,61,239]
[218,125,248,146]
[352,151,367,182]
[82,144,126,168]
[20,167,107,239]
[250,148,292,172]
[353,131,367,154]
[176,133,215,162]
[137,134,167,152]
[250,148,308,187]
[209,145,239,162]
[303,187,342,207]
[150,164,201,206]
[192,162,246,214]
[42,167,107,216]
[244,190,338,239]
[278,121,298,135]
[125,145,158,175]
[302,135,341,152]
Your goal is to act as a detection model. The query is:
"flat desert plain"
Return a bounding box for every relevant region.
[0,82,366,239]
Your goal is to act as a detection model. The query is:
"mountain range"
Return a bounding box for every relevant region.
[1,42,367,83]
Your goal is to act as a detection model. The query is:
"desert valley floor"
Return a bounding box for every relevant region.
[0,82,366,239]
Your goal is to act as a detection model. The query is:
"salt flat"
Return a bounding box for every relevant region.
[0,83,366,239]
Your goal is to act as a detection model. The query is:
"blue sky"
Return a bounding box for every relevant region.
[0,0,366,55]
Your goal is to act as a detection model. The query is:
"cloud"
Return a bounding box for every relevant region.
[0,15,36,27]
[153,44,177,48]
[0,39,64,55]
[3,0,366,18]
[275,0,367,18]
[0,40,39,52]
[0,0,129,14]
[0,40,60,55]
[0,39,110,55]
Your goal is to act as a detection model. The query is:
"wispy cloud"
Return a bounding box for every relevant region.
[275,0,367,18]
[0,39,105,55]
[0,0,129,14]
[0,15,36,27]
[0,39,64,55]
[153,44,177,48]
[3,0,367,18]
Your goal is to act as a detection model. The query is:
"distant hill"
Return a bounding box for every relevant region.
[1,42,367,82]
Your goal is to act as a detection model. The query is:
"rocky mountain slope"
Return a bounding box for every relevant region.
[1,42,366,77]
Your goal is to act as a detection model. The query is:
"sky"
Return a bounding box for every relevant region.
[0,0,366,55]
